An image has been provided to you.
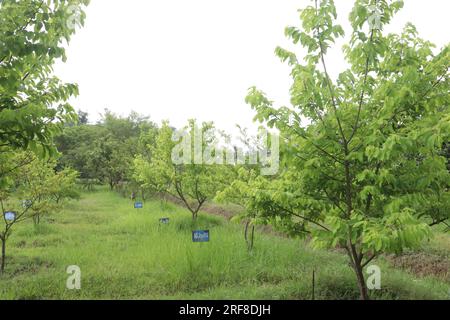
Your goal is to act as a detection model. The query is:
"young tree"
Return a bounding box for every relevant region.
[236,0,449,299]
[0,151,78,273]
[216,126,281,250]
[0,156,38,273]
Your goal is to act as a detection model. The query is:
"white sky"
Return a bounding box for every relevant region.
[54,0,449,133]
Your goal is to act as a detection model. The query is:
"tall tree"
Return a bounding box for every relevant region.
[235,0,449,300]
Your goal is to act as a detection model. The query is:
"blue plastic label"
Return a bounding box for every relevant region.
[192,230,210,242]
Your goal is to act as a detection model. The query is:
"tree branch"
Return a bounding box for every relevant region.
[348,30,375,144]
[275,204,331,232]
[315,0,347,146]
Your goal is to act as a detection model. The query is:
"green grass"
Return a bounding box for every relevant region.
[0,188,449,300]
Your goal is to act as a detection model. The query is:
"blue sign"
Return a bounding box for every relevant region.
[192,230,210,242]
[159,218,170,224]
[134,202,143,209]
[4,211,16,222]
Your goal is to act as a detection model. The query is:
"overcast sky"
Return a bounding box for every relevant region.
[54,0,449,133]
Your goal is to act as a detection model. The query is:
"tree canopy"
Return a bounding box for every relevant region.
[134,120,232,219]
[221,0,449,299]
[0,0,89,155]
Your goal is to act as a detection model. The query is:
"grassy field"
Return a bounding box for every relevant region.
[0,188,449,300]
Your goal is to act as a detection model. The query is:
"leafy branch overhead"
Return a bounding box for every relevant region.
[0,0,90,155]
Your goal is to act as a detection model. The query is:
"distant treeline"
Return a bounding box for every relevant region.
[55,109,158,193]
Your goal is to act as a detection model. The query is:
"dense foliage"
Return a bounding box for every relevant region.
[0,151,78,273]
[0,0,89,155]
[0,0,88,274]
[219,0,450,299]
[134,120,233,219]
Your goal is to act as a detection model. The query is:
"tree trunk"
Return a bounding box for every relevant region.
[245,221,255,251]
[1,238,6,275]
[353,261,369,300]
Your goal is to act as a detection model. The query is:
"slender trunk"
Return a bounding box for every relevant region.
[33,214,40,225]
[244,221,249,243]
[312,269,316,300]
[1,238,6,275]
[353,260,369,300]
[346,242,370,300]
[191,201,204,220]
[343,151,367,299]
